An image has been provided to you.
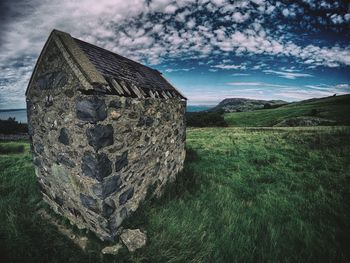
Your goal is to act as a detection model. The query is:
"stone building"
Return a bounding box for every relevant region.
[25,30,186,241]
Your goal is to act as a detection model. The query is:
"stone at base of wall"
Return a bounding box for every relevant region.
[38,207,148,255]
[101,243,123,255]
[120,229,147,252]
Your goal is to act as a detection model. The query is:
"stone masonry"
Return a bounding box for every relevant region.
[26,30,186,241]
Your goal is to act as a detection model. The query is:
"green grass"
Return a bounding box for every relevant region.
[1,127,350,262]
[224,94,350,126]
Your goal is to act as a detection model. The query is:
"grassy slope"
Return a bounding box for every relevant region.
[224,94,350,127]
[1,127,350,262]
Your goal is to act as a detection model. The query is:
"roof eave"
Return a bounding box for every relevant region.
[158,73,187,100]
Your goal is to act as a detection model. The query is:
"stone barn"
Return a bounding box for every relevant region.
[25,30,186,241]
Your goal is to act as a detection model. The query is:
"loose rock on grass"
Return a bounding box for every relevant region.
[120,229,147,252]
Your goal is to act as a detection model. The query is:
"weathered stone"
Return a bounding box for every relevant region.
[137,116,154,127]
[53,194,64,206]
[27,121,34,136]
[120,207,128,219]
[144,98,151,107]
[120,229,147,252]
[121,125,132,134]
[109,100,122,109]
[102,199,116,218]
[45,95,54,107]
[76,96,107,122]
[110,110,121,120]
[115,151,128,172]
[92,176,122,199]
[37,71,67,90]
[128,112,138,119]
[57,153,76,168]
[40,125,47,133]
[34,142,44,154]
[51,163,70,183]
[86,124,114,150]
[163,112,171,121]
[58,128,70,145]
[119,187,134,205]
[124,99,131,108]
[68,207,82,217]
[33,156,42,168]
[107,207,128,232]
[107,142,124,153]
[81,152,112,181]
[80,193,99,213]
[101,243,123,255]
[37,180,49,196]
[64,89,75,98]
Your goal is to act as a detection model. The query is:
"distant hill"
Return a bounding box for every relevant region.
[224,94,350,127]
[209,98,288,112]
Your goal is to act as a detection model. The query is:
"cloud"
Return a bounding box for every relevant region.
[263,70,313,79]
[334,83,350,89]
[282,8,296,17]
[232,73,250,76]
[164,67,195,72]
[226,82,290,88]
[212,64,246,70]
[232,12,250,23]
[0,62,33,109]
[274,88,348,101]
[330,14,345,24]
[164,4,178,14]
[186,18,196,29]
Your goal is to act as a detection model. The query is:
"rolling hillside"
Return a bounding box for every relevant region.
[224,94,350,127]
[209,98,287,112]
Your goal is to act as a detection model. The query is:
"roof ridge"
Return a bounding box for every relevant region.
[73,38,160,75]
[27,29,186,100]
[55,31,107,86]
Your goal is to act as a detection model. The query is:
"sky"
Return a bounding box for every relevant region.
[0,0,349,108]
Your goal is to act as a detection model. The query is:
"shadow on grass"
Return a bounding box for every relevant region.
[0,144,25,154]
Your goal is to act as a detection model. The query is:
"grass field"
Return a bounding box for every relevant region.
[224,94,350,126]
[1,127,350,262]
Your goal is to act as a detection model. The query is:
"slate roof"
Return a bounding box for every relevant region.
[73,38,186,100]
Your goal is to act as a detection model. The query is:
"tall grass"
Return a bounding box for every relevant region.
[0,126,349,262]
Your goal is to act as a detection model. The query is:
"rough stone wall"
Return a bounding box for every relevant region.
[26,37,186,241]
